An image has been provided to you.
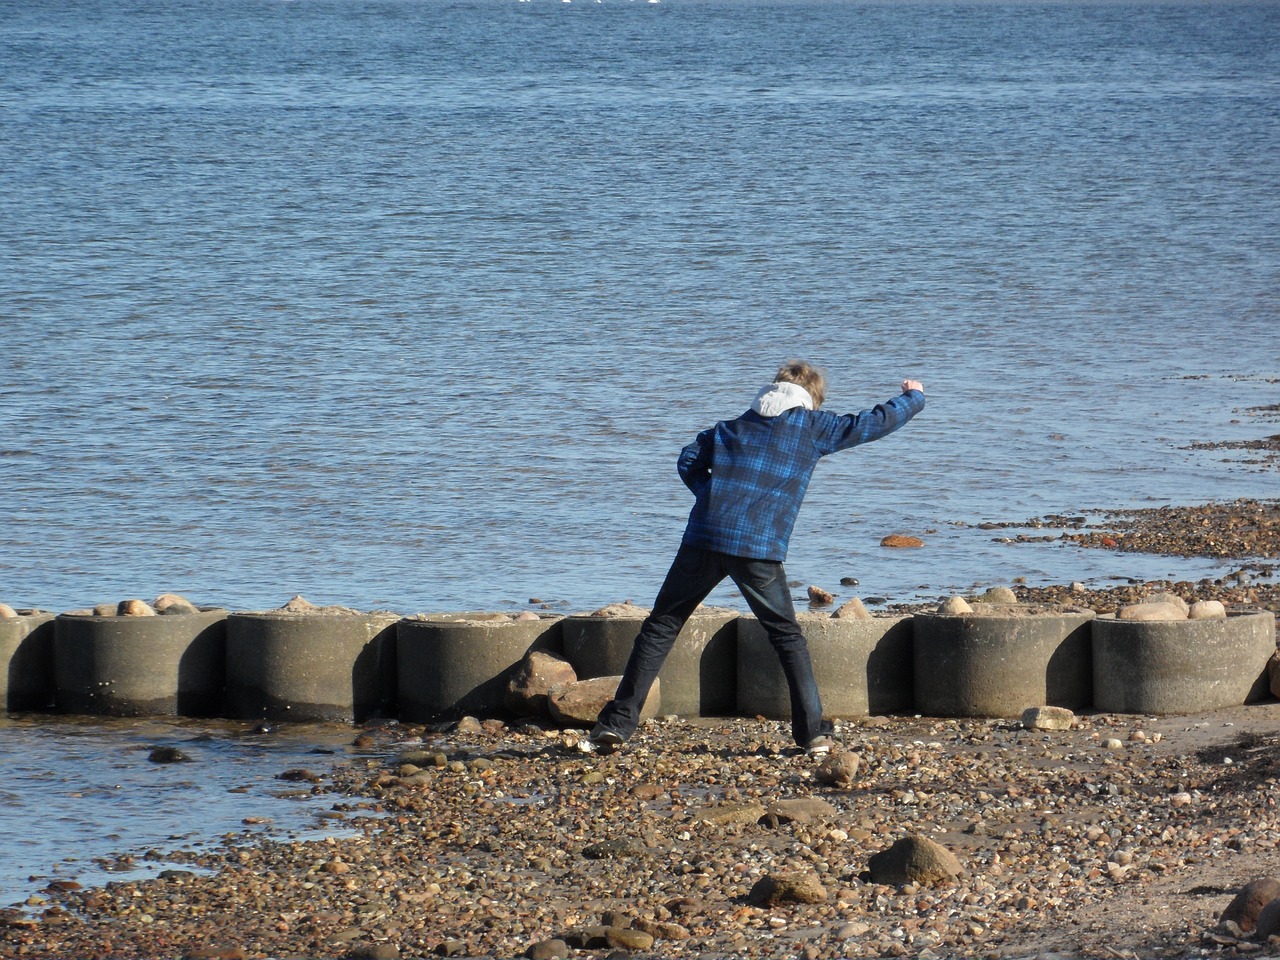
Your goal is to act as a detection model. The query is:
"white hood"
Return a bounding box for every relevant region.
[751,380,814,417]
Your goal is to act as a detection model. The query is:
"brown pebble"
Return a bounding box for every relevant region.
[880,534,925,548]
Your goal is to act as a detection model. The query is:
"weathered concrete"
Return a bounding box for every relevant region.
[225,611,398,722]
[736,613,913,718]
[912,606,1095,718]
[54,608,228,717]
[561,609,738,717]
[1,610,55,712]
[396,614,563,722]
[1092,610,1277,714]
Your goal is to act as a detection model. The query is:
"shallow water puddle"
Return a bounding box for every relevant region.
[0,714,378,909]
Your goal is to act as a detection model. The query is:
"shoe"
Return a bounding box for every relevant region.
[804,735,836,757]
[577,729,624,755]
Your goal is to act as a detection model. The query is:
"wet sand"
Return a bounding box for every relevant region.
[2,500,1278,960]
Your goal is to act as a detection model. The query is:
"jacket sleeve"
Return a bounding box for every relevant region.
[677,428,713,495]
[812,389,926,456]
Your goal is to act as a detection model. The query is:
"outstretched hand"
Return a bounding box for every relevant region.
[902,379,924,394]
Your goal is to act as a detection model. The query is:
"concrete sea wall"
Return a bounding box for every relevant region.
[1,598,1275,724]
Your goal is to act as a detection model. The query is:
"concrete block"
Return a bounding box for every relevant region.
[54,608,228,717]
[1,610,55,712]
[913,606,1095,718]
[225,611,398,722]
[561,609,737,717]
[396,613,563,722]
[1092,610,1276,714]
[737,613,912,718]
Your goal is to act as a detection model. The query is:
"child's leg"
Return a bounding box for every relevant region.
[728,558,826,746]
[593,545,724,741]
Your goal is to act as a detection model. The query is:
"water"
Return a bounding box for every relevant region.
[2,0,1279,616]
[0,715,380,909]
[1,0,1278,914]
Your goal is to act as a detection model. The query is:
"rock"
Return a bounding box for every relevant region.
[1022,706,1075,731]
[434,940,467,957]
[564,927,610,949]
[880,534,925,548]
[148,746,192,764]
[1116,602,1186,621]
[0,604,17,619]
[937,596,973,615]
[1147,591,1190,615]
[1270,652,1280,699]
[605,927,654,950]
[1188,599,1227,620]
[548,676,659,725]
[831,597,872,620]
[633,917,689,941]
[867,834,963,886]
[589,602,648,618]
[505,650,578,717]
[582,838,651,859]
[526,940,568,960]
[815,750,860,786]
[807,585,834,606]
[154,593,201,615]
[748,871,828,906]
[765,797,838,825]
[700,800,767,826]
[116,598,156,617]
[1219,878,1280,933]
[346,945,399,960]
[976,586,1018,604]
[1256,897,1280,939]
[280,595,320,614]
[453,716,485,735]
[183,949,247,960]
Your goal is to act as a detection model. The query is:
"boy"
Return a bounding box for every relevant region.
[584,361,926,756]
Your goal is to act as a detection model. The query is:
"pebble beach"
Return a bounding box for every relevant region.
[3,501,1279,960]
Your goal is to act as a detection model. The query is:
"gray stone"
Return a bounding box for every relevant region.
[505,650,577,717]
[1022,705,1076,731]
[1188,600,1227,620]
[1219,878,1280,933]
[748,871,828,906]
[1117,601,1186,621]
[815,750,861,786]
[867,834,963,886]
[765,797,839,824]
[831,597,872,620]
[525,939,568,960]
[547,676,659,725]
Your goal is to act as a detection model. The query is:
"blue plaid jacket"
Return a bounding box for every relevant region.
[677,389,925,561]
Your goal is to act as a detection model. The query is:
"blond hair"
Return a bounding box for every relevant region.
[774,360,826,409]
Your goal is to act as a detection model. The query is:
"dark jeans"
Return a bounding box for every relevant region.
[594,543,826,746]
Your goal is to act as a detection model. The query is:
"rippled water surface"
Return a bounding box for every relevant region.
[0,715,377,909]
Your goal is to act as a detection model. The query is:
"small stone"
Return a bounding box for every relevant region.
[605,927,654,950]
[976,586,1018,604]
[526,940,568,960]
[807,585,834,606]
[1117,602,1186,621]
[765,797,839,825]
[548,676,659,725]
[815,750,860,786]
[937,596,973,615]
[700,800,767,826]
[831,597,872,620]
[866,834,963,886]
[0,604,18,619]
[589,602,648,618]
[1102,738,1125,750]
[346,945,400,960]
[148,746,192,764]
[453,716,485,735]
[1219,878,1280,932]
[1188,599,1227,620]
[93,603,118,617]
[1170,792,1193,807]
[154,593,201,615]
[582,838,651,859]
[117,599,157,616]
[1021,706,1075,731]
[1256,898,1280,939]
[434,940,467,957]
[880,534,925,548]
[747,871,828,906]
[1146,591,1190,615]
[321,860,351,875]
[280,595,320,613]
